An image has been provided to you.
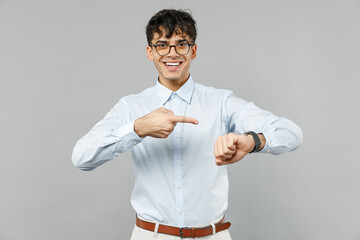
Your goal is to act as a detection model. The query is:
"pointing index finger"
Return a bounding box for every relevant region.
[171,115,199,125]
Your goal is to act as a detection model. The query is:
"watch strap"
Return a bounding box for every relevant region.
[244,131,261,153]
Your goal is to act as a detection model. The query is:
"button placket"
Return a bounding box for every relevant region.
[172,93,185,225]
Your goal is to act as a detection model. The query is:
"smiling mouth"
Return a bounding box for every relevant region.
[165,62,180,66]
[163,61,183,71]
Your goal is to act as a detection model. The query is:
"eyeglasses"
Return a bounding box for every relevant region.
[149,42,195,56]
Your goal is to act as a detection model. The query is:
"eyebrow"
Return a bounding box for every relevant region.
[155,40,167,44]
[154,39,190,44]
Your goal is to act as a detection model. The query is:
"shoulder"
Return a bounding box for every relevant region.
[193,81,250,108]
[118,85,156,104]
[109,85,157,119]
[194,82,233,97]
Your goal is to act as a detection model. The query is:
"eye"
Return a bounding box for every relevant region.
[157,44,168,48]
[177,43,187,47]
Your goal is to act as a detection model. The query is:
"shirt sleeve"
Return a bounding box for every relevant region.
[225,93,303,155]
[71,98,143,171]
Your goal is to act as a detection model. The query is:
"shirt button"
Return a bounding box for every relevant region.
[176,160,180,163]
[177,185,182,189]
[178,210,182,215]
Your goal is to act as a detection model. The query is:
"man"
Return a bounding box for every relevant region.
[72,9,303,239]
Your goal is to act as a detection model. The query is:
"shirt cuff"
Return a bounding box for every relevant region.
[260,126,291,153]
[114,121,144,153]
[259,126,277,153]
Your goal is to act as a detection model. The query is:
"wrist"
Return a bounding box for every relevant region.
[243,134,255,153]
[134,118,146,138]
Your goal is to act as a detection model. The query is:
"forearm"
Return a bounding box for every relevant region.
[72,121,142,171]
[225,97,302,155]
[260,118,303,154]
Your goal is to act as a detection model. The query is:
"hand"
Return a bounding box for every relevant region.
[134,107,199,138]
[214,133,255,166]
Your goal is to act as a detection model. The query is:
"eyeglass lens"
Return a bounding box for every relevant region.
[156,44,191,56]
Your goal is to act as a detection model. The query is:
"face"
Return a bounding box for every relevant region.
[146,31,197,87]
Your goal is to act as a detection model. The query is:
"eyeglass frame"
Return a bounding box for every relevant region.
[149,42,196,56]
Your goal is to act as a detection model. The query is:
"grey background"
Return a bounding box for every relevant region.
[1,0,359,239]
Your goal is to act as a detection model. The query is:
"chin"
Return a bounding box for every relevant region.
[163,74,182,81]
[166,77,182,81]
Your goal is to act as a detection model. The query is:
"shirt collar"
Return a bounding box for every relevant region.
[155,76,195,105]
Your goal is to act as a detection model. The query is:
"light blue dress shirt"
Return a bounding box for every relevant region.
[72,76,303,227]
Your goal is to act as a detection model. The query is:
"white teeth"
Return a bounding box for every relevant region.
[165,62,180,66]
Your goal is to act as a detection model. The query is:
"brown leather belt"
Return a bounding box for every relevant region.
[136,216,231,238]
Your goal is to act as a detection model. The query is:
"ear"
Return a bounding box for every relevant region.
[146,45,154,61]
[191,43,197,60]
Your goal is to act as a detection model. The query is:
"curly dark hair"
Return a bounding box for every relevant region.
[146,9,197,45]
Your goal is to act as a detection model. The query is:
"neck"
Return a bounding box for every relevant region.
[158,74,190,91]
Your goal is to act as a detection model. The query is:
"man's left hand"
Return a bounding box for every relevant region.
[214,133,255,166]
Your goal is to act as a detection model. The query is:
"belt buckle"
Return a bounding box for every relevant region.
[179,227,189,238]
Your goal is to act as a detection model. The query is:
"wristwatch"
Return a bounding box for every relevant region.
[244,131,261,153]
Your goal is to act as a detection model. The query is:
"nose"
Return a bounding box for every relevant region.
[168,45,179,56]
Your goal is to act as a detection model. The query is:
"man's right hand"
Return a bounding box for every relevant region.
[134,107,199,138]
